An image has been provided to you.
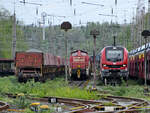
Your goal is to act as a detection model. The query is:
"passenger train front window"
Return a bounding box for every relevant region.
[106,50,123,62]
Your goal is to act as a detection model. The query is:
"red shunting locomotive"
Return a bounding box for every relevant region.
[100,46,129,84]
[69,50,90,80]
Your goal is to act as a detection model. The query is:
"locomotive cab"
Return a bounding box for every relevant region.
[100,46,129,84]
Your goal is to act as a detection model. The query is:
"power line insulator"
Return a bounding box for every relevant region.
[115,0,117,5]
[70,0,72,6]
[74,9,76,16]
[36,7,38,15]
[23,0,25,5]
[112,8,113,14]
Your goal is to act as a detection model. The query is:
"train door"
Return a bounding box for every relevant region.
[133,58,135,77]
[139,60,142,78]
[135,56,139,78]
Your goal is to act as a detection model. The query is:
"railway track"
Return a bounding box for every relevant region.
[69,80,90,88]
[0,101,9,112]
[2,93,150,113]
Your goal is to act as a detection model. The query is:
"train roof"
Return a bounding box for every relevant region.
[71,50,88,54]
[129,42,150,55]
[26,49,42,53]
[104,46,122,48]
[0,58,14,62]
[102,46,127,49]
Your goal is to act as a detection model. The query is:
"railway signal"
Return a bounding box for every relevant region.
[61,22,72,83]
[90,29,99,89]
[141,30,150,86]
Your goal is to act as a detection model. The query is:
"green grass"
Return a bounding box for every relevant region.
[99,79,148,100]
[0,76,99,100]
[0,76,150,112]
[0,76,99,112]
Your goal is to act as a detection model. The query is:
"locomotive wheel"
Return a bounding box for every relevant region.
[34,77,39,82]
[83,74,87,80]
[18,73,23,82]
[23,78,27,83]
[71,74,76,80]
[18,77,23,82]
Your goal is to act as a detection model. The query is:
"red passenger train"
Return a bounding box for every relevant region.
[129,44,149,81]
[69,50,91,80]
[100,46,129,84]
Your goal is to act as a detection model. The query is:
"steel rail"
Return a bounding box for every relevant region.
[0,101,9,111]
[4,93,150,113]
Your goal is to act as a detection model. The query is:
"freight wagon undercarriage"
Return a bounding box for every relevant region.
[17,66,65,82]
[17,68,42,82]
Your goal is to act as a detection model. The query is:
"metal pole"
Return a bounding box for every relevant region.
[65,31,68,83]
[113,36,116,46]
[42,15,45,40]
[93,35,96,89]
[52,38,55,55]
[12,12,16,58]
[144,36,147,86]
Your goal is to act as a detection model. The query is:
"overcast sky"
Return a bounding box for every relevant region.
[0,0,148,26]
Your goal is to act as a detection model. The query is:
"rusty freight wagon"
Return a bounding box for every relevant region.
[15,50,65,82]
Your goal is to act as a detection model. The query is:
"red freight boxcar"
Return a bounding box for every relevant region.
[69,50,91,80]
[100,46,129,84]
[15,50,65,82]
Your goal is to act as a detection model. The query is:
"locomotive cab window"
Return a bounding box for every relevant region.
[72,52,78,56]
[81,52,87,56]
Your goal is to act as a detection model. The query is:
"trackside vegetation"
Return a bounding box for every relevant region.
[0,76,149,113]
[0,76,98,100]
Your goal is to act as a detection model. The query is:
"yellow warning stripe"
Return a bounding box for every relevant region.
[129,106,150,109]
[70,106,85,110]
[7,109,25,112]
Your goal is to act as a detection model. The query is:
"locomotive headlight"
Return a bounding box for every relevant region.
[103,64,106,67]
[123,64,126,67]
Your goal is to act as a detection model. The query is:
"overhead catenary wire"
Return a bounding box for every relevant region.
[19,1,42,6]
[81,2,104,7]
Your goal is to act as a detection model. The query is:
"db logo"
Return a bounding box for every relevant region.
[113,62,116,65]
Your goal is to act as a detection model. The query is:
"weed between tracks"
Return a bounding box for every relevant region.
[99,79,148,100]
